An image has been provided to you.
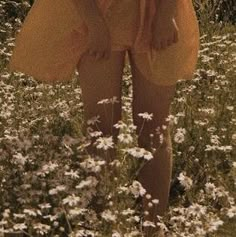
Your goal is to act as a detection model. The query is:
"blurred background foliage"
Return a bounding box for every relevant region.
[0,0,235,26]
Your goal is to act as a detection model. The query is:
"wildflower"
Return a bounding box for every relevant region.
[80,158,106,173]
[200,107,215,115]
[232,134,236,145]
[114,120,127,129]
[76,176,98,189]
[49,185,66,195]
[125,147,153,160]
[87,115,100,125]
[226,106,234,111]
[89,131,103,138]
[75,230,95,237]
[148,202,153,208]
[110,160,121,168]
[138,112,153,121]
[33,223,51,235]
[145,194,152,199]
[117,185,129,194]
[215,186,229,198]
[13,213,25,219]
[143,220,156,228]
[128,124,137,132]
[42,162,59,173]
[218,145,232,152]
[174,128,186,144]
[152,199,159,204]
[95,136,114,150]
[233,162,236,168]
[112,231,121,237]
[23,209,37,217]
[205,144,218,151]
[177,172,193,191]
[205,182,217,200]
[62,134,79,146]
[118,133,133,144]
[13,223,27,231]
[158,132,164,144]
[13,152,28,165]
[65,170,80,179]
[109,96,119,104]
[208,218,224,232]
[49,188,58,195]
[97,98,110,104]
[187,203,207,217]
[210,134,220,145]
[101,210,117,222]
[188,146,195,152]
[62,194,80,207]
[207,126,217,133]
[56,185,66,192]
[121,208,135,216]
[39,203,52,209]
[143,150,154,160]
[227,206,236,218]
[130,180,146,198]
[69,208,87,218]
[165,114,178,125]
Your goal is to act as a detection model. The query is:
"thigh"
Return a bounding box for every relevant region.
[76,51,126,122]
[128,51,176,130]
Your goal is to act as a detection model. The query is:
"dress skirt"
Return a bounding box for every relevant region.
[8,0,200,86]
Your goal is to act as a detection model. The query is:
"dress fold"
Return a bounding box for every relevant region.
[8,0,200,86]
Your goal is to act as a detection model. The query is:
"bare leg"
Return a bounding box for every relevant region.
[77,51,126,156]
[129,51,176,236]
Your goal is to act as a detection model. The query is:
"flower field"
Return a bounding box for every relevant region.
[0,1,235,236]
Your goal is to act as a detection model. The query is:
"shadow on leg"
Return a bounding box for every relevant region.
[77,51,126,158]
[128,51,176,236]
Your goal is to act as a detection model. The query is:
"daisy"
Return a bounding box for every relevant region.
[97,98,110,104]
[177,172,193,191]
[101,210,117,222]
[113,120,127,129]
[117,133,133,144]
[62,194,80,207]
[130,180,146,197]
[138,112,153,121]
[125,147,153,160]
[174,128,186,144]
[87,115,100,125]
[95,136,114,150]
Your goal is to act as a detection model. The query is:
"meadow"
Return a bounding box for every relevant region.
[0,1,235,236]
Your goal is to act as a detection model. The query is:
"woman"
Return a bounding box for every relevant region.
[8,0,200,236]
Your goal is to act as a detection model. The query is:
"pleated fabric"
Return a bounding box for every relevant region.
[8,0,200,86]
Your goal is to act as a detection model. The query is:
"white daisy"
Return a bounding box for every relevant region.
[177,172,193,191]
[118,133,133,144]
[138,112,153,121]
[95,136,114,150]
[101,210,117,222]
[62,194,80,207]
[130,181,146,197]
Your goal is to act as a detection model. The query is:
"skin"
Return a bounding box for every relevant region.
[152,0,179,50]
[74,0,178,236]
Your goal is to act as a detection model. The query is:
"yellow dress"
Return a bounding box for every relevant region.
[8,0,200,86]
